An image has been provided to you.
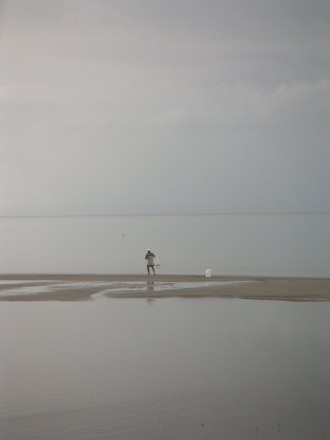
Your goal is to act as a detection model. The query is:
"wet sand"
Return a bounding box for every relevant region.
[0,274,329,301]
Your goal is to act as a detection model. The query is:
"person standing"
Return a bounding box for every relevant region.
[145,249,156,275]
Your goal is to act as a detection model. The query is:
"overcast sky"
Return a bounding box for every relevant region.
[1,0,329,216]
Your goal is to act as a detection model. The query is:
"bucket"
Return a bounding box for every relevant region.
[205,269,212,278]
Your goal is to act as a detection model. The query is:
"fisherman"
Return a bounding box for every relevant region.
[145,249,156,275]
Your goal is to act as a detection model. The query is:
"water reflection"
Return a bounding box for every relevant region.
[147,281,154,292]
[1,300,329,440]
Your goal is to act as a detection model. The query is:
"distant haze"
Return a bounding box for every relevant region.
[1,0,329,216]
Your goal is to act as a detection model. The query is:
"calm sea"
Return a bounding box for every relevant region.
[1,213,329,276]
[1,298,330,439]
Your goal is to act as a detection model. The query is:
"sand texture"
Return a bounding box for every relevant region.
[0,274,329,301]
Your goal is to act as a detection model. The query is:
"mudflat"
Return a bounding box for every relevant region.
[0,274,329,301]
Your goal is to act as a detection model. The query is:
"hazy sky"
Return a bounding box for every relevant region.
[1,0,329,215]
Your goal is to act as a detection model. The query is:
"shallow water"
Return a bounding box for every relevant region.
[1,299,330,439]
[0,279,247,298]
[1,213,329,277]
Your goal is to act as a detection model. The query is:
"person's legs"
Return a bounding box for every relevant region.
[152,265,156,275]
[147,265,150,275]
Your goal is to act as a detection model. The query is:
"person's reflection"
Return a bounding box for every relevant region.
[146,281,155,305]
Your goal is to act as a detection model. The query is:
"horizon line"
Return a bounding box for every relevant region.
[0,211,329,219]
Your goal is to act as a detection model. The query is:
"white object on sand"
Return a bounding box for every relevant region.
[205,269,212,277]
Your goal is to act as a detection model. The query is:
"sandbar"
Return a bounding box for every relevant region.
[0,274,329,301]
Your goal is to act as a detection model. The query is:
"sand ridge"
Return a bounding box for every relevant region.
[0,274,329,301]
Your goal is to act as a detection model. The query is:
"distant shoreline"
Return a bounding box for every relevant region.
[0,274,329,302]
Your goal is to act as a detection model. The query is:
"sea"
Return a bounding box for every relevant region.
[0,213,329,276]
[1,299,330,439]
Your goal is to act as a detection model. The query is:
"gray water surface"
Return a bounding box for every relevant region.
[1,213,329,276]
[1,299,330,439]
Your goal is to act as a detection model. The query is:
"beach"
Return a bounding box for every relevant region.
[0,274,329,301]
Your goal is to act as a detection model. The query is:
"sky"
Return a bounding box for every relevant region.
[1,0,330,216]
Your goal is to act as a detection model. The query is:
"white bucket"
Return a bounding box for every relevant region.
[205,269,212,278]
